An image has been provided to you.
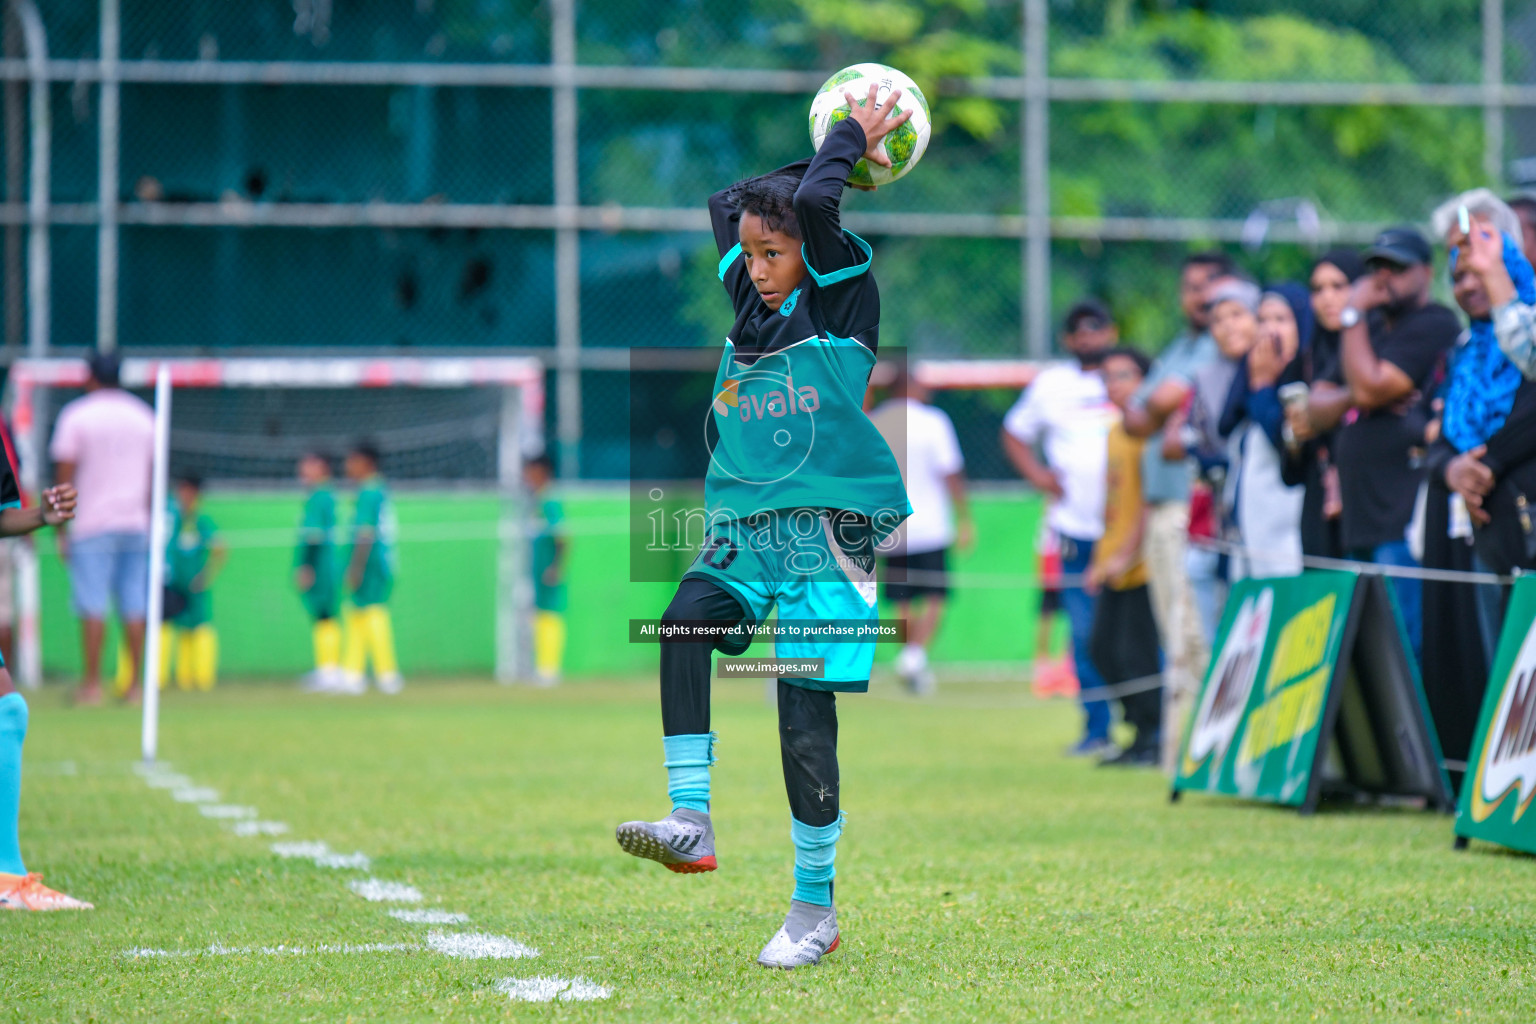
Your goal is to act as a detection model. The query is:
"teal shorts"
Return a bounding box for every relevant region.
[682,509,880,693]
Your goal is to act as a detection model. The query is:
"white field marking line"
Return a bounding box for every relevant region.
[494,977,612,1003]
[125,942,419,958]
[142,773,193,790]
[270,841,372,871]
[348,878,423,903]
[132,765,560,982]
[229,821,290,836]
[198,804,258,820]
[389,908,470,925]
[171,786,220,803]
[315,852,371,869]
[425,931,538,959]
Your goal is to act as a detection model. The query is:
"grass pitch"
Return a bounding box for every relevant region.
[6,676,1534,1021]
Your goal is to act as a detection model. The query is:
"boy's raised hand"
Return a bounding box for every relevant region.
[41,484,76,527]
[842,82,913,170]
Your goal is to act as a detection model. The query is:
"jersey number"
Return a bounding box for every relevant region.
[701,536,738,571]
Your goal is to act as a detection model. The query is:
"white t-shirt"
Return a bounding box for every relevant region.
[1002,362,1117,541]
[869,398,964,555]
[48,388,156,539]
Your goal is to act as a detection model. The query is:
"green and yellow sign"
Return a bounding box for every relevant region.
[1456,577,1536,854]
[1175,571,1452,813]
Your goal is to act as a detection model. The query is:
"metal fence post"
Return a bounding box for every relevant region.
[4,7,21,356]
[97,0,119,353]
[9,0,46,689]
[1484,0,1504,186]
[11,0,47,358]
[552,0,581,479]
[1022,0,1049,359]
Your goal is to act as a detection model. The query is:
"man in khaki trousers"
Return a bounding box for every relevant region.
[1122,252,1231,772]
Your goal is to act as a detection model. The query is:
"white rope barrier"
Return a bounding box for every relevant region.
[148,513,1525,590]
[1188,535,1523,586]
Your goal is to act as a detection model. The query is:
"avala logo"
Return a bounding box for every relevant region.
[1472,622,1536,823]
[1184,588,1273,774]
[715,373,820,422]
[705,364,819,487]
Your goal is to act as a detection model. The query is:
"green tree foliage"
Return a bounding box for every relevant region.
[671,5,1488,355]
[1049,10,1485,348]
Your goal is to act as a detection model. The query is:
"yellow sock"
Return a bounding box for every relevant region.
[193,625,218,691]
[174,627,197,691]
[342,606,368,677]
[114,641,135,695]
[158,624,176,690]
[534,611,566,681]
[313,619,342,672]
[365,606,399,678]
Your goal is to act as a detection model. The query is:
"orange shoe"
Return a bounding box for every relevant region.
[1053,657,1080,698]
[1030,659,1058,698]
[0,872,94,910]
[1033,657,1080,698]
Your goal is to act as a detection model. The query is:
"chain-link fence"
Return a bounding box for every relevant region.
[6,0,1536,478]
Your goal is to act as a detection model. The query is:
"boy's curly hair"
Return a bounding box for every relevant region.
[732,170,804,240]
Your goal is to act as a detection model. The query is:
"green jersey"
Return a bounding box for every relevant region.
[296,486,339,618]
[532,495,567,613]
[167,510,217,628]
[349,476,396,607]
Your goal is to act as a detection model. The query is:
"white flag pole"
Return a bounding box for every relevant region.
[141,364,171,764]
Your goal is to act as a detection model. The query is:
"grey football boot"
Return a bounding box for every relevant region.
[756,900,840,968]
[614,808,716,873]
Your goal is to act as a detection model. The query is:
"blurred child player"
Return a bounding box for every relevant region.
[614,84,914,969]
[523,454,567,686]
[868,369,973,695]
[294,452,342,690]
[163,476,226,690]
[340,442,401,694]
[0,465,87,909]
[1030,520,1077,698]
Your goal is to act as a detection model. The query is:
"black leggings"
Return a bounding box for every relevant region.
[660,578,840,827]
[1089,584,1164,745]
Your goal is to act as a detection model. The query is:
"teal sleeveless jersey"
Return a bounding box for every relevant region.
[704,118,912,541]
[704,335,910,541]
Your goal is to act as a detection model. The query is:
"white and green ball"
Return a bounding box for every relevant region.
[809,62,931,187]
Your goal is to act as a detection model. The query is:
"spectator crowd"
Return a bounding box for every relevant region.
[997,188,1536,772]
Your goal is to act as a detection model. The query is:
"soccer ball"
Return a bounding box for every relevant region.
[809,63,932,188]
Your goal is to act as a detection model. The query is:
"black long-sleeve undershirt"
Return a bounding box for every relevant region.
[707,118,871,325]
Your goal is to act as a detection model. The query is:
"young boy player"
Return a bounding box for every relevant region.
[294,452,342,690]
[340,442,401,695]
[0,463,85,909]
[163,476,226,691]
[615,85,914,968]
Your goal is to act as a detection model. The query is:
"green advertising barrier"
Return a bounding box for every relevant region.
[1173,570,1453,814]
[1455,576,1536,854]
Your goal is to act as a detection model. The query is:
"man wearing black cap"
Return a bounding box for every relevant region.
[48,352,157,706]
[1334,226,1460,664]
[1003,299,1120,756]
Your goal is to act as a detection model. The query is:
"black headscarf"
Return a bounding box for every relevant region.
[1304,248,1368,385]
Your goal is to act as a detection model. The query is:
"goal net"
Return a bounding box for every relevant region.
[6,356,545,690]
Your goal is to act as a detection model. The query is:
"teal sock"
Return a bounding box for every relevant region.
[0,693,27,876]
[790,812,844,907]
[662,732,715,814]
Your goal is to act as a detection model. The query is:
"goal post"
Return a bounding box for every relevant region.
[6,355,546,696]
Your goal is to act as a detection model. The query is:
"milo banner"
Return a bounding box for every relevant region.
[1173,570,1453,814]
[1455,576,1536,854]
